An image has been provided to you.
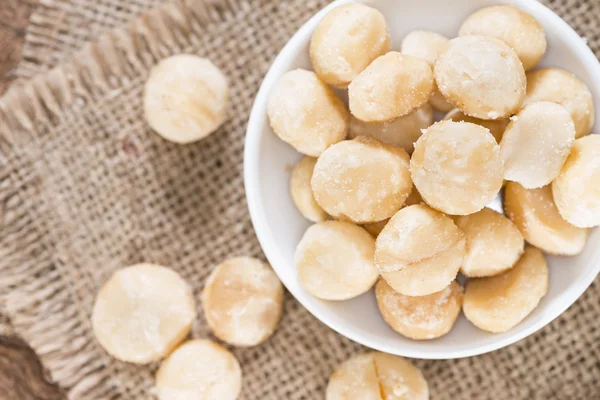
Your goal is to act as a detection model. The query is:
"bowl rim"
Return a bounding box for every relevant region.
[244,0,600,359]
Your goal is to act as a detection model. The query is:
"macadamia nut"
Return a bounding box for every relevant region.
[524,68,594,138]
[459,5,546,70]
[455,208,525,277]
[201,257,283,347]
[552,135,600,228]
[295,221,378,300]
[505,182,588,256]
[363,189,423,237]
[464,246,549,333]
[312,137,413,223]
[144,55,229,144]
[326,352,429,400]
[500,102,575,189]
[268,69,349,156]
[310,3,390,87]
[290,157,328,222]
[92,264,195,364]
[443,108,508,143]
[156,340,242,400]
[435,36,526,120]
[375,205,465,296]
[349,52,434,122]
[376,279,463,340]
[410,120,504,215]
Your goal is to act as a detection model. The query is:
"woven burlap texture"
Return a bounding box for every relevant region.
[1,0,599,398]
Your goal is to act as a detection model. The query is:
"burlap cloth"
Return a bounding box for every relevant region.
[1,0,599,398]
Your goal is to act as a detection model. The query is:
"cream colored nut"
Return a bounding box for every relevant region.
[524,68,595,138]
[201,257,283,347]
[400,30,453,112]
[464,246,549,333]
[349,52,434,123]
[290,157,328,222]
[376,279,463,340]
[410,120,504,215]
[144,55,229,144]
[375,205,465,296]
[443,108,508,143]
[326,352,429,400]
[348,104,433,154]
[92,264,195,364]
[312,137,413,223]
[455,208,525,277]
[505,182,588,255]
[500,102,575,189]
[295,220,378,300]
[310,3,390,88]
[459,5,546,71]
[155,340,241,400]
[363,188,423,237]
[435,36,526,120]
[552,135,600,228]
[267,69,349,156]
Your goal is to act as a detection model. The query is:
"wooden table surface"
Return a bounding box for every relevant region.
[1,2,64,398]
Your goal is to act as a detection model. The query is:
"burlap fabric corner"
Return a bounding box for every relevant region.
[1,0,599,398]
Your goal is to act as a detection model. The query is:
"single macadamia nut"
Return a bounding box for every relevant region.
[376,279,463,340]
[524,68,594,138]
[552,135,600,228]
[312,137,413,223]
[290,157,328,222]
[326,352,429,400]
[400,30,453,112]
[500,102,575,189]
[435,36,526,120]
[268,69,349,156]
[410,121,504,215]
[464,246,549,333]
[295,221,378,300]
[444,108,508,143]
[459,5,546,70]
[155,340,242,400]
[92,264,195,364]
[201,257,283,347]
[363,189,423,237]
[349,104,433,154]
[375,205,465,296]
[144,55,229,143]
[505,182,588,255]
[349,52,434,122]
[455,208,525,277]
[310,3,390,87]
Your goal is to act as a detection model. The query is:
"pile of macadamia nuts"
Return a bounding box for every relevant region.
[271,2,600,355]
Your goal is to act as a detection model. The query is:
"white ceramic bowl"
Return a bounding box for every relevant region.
[244,0,600,359]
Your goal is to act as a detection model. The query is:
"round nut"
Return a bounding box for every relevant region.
[349,52,434,123]
[144,55,229,143]
[376,279,463,340]
[464,246,549,333]
[326,352,429,400]
[435,36,526,120]
[375,204,465,296]
[363,189,423,237]
[295,221,378,300]
[443,108,508,143]
[201,257,283,347]
[312,137,413,223]
[290,157,328,222]
[410,120,504,215]
[92,264,195,364]
[552,135,600,228]
[524,68,594,138]
[459,5,546,70]
[155,340,242,400]
[500,101,575,189]
[310,3,390,87]
[267,69,349,156]
[505,182,588,256]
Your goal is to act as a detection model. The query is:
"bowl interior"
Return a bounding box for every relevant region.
[245,0,600,359]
